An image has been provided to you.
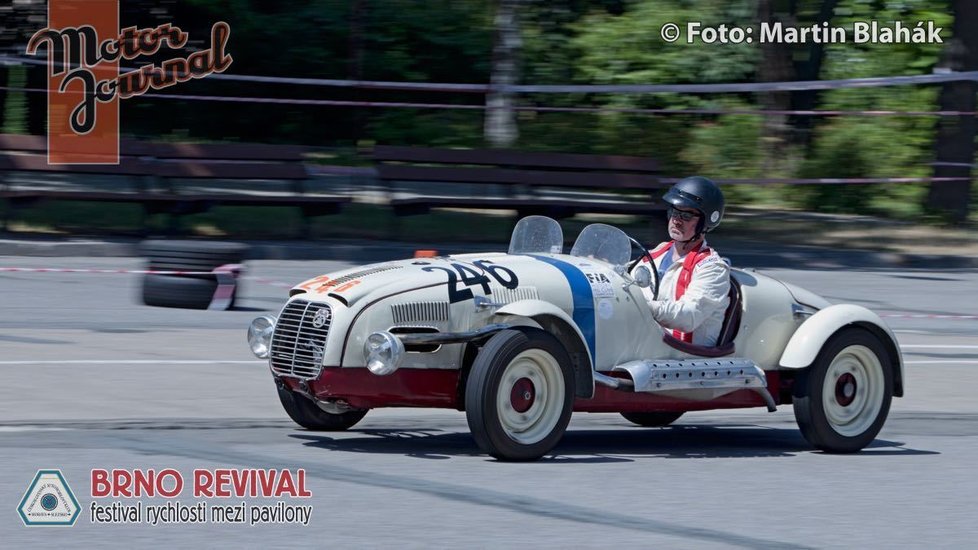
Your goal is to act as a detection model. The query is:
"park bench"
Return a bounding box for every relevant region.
[372,145,667,220]
[0,133,351,234]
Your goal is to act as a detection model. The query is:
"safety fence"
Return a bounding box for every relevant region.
[1,52,974,228]
[2,265,975,321]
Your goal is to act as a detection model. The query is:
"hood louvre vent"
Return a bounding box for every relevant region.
[392,301,450,324]
[489,286,539,304]
[330,265,402,286]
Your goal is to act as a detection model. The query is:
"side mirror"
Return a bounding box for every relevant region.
[632,266,652,289]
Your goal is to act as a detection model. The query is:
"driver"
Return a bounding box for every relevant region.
[635,176,730,347]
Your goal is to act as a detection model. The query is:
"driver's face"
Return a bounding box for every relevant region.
[667,206,701,241]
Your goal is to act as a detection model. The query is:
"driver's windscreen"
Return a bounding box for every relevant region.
[570,224,630,265]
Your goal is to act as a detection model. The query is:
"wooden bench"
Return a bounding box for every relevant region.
[373,145,667,220]
[0,134,352,234]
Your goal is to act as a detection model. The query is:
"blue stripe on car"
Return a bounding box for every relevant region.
[528,255,596,363]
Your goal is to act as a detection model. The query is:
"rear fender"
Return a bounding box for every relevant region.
[779,304,904,397]
[493,300,594,398]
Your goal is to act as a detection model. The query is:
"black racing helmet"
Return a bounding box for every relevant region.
[662,176,725,233]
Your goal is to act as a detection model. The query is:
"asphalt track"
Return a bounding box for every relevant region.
[1,257,976,548]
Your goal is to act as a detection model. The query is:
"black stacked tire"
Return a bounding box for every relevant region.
[140,240,249,309]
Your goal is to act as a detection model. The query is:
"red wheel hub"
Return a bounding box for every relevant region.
[510,377,535,413]
[835,372,857,407]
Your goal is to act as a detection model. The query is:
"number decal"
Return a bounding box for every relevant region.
[424,261,521,303]
[454,264,492,295]
[422,266,473,303]
[297,275,331,291]
[473,260,519,289]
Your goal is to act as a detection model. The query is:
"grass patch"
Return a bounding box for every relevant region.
[5,200,159,235]
[2,66,28,134]
[2,198,666,245]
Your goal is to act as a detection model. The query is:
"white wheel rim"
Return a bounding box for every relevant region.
[496,349,565,445]
[821,344,885,437]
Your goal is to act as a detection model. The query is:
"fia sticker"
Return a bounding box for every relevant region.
[597,299,614,320]
[583,270,615,298]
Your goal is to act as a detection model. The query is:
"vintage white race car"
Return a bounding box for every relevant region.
[248,216,902,461]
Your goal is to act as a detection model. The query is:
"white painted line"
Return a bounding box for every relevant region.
[0,360,266,365]
[0,426,68,432]
[904,360,978,365]
[882,313,978,320]
[901,345,978,349]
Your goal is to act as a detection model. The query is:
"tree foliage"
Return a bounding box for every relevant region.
[2,0,973,220]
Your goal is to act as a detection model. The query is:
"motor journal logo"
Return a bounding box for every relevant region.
[24,0,232,164]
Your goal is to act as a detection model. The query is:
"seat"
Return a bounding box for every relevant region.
[717,277,743,346]
[661,277,743,357]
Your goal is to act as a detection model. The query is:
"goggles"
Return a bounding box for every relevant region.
[668,206,701,222]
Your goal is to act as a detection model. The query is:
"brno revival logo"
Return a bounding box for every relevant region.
[25,0,232,164]
[18,470,81,526]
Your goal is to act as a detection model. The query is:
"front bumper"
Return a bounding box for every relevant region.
[279,367,463,410]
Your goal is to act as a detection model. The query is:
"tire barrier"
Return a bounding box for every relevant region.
[0,264,244,310]
[139,240,249,310]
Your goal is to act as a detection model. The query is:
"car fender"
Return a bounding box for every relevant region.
[779,304,904,397]
[493,299,595,398]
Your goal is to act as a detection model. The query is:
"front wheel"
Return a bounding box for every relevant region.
[793,327,893,453]
[276,382,367,431]
[465,328,574,461]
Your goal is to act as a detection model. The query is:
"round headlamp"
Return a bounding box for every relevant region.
[364,331,405,376]
[248,316,276,359]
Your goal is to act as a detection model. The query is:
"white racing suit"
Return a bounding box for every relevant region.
[634,240,730,347]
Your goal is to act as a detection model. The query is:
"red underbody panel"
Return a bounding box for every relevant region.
[285,368,782,412]
[302,368,461,410]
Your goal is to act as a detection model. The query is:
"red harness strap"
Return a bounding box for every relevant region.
[645,241,672,261]
[647,241,712,342]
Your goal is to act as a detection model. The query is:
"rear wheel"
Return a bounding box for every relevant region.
[621,411,684,427]
[276,382,367,431]
[793,327,893,453]
[465,328,574,461]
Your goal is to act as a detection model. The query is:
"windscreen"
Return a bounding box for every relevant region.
[570,223,631,266]
[508,216,564,255]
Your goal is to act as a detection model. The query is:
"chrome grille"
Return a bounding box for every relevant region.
[392,301,450,324]
[270,299,331,379]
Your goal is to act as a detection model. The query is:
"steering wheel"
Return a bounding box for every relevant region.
[626,237,660,301]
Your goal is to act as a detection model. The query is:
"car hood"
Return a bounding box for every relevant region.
[290,253,515,306]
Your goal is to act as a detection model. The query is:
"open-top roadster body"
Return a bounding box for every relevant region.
[249,216,902,460]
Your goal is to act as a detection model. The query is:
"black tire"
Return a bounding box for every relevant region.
[140,240,246,309]
[621,411,684,427]
[142,273,232,309]
[793,327,893,453]
[141,240,248,271]
[276,383,368,431]
[465,328,574,461]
